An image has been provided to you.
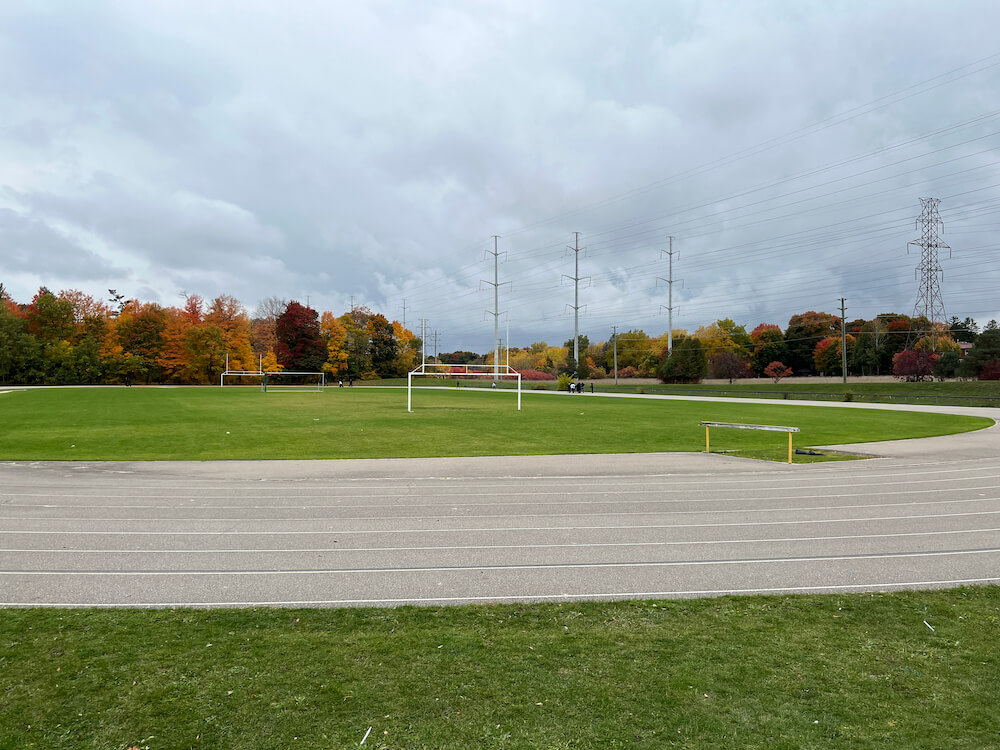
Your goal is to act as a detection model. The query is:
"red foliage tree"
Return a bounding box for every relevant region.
[274,301,326,372]
[764,361,793,384]
[978,358,1000,381]
[892,349,938,381]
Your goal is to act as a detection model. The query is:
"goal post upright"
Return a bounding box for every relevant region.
[407,362,521,412]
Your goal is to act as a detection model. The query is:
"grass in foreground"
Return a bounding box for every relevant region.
[0,386,991,461]
[2,587,998,749]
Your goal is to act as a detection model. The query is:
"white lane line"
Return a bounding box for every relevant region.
[4,526,999,554]
[6,483,1000,511]
[3,508,1000,534]
[3,547,998,575]
[5,468,1000,497]
[8,577,1000,607]
[3,463,998,494]
[6,496,1000,523]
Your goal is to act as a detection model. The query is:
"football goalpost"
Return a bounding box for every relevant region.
[261,371,326,392]
[407,362,521,412]
[220,353,263,387]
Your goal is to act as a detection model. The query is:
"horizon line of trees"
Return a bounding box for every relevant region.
[0,286,421,386]
[2,283,998,385]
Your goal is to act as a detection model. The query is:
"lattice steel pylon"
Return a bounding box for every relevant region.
[907,197,951,325]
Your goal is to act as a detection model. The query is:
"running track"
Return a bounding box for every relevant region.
[1,394,998,607]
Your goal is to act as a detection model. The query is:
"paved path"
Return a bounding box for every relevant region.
[1,395,998,608]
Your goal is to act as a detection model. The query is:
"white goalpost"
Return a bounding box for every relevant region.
[407,362,521,412]
[220,353,264,386]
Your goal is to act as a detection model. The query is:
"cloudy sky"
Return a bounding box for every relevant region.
[3,0,1000,352]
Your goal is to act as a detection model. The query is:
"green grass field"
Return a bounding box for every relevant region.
[3,588,998,749]
[0,386,991,461]
[382,376,1000,406]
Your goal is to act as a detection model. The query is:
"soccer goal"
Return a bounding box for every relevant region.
[261,371,326,393]
[220,370,264,387]
[407,362,521,412]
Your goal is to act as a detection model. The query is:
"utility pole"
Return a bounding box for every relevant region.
[419,318,427,366]
[908,197,951,348]
[481,236,507,382]
[656,236,679,356]
[400,298,408,328]
[839,297,848,384]
[612,325,619,385]
[505,316,510,368]
[563,232,588,374]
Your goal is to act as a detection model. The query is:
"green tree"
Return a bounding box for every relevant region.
[0,304,44,384]
[658,336,706,383]
[25,287,76,344]
[948,316,978,343]
[959,329,1000,378]
[367,314,399,377]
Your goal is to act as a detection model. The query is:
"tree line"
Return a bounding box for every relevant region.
[498,312,1000,383]
[2,283,997,385]
[0,286,421,385]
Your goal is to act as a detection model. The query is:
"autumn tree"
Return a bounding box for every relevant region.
[784,311,840,374]
[749,324,790,375]
[274,301,326,372]
[813,334,855,376]
[205,295,254,371]
[113,301,167,383]
[764,361,793,384]
[321,312,349,377]
[892,349,938,382]
[391,321,421,375]
[711,350,752,383]
[25,288,76,343]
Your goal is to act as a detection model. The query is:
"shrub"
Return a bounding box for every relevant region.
[556,373,573,391]
[616,366,639,378]
[518,369,556,381]
[892,349,938,382]
[979,358,1000,380]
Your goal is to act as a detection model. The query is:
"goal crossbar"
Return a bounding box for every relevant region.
[407,363,521,412]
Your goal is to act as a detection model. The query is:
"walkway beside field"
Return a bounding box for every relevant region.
[1,393,999,608]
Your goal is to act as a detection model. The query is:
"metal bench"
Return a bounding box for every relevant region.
[700,421,801,464]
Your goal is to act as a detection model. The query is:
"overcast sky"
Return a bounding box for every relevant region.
[3,0,1000,352]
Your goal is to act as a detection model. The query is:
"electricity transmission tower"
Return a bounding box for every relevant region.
[481,236,508,381]
[907,198,951,325]
[656,236,680,356]
[563,232,589,372]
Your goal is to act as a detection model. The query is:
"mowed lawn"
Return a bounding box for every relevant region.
[0,386,991,461]
[2,588,999,749]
